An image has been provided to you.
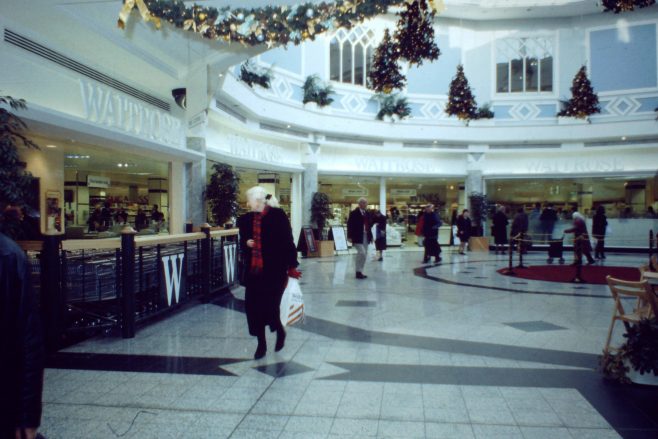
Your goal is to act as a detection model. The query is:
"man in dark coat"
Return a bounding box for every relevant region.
[456,209,471,255]
[492,205,509,254]
[347,198,373,279]
[511,207,530,254]
[540,203,558,244]
[238,187,300,360]
[421,204,442,264]
[565,212,595,265]
[0,230,44,439]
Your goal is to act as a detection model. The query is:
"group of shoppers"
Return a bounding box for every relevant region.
[491,203,609,264]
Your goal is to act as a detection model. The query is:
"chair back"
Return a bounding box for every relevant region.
[606,276,657,319]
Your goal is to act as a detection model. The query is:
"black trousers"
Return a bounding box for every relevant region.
[594,238,605,257]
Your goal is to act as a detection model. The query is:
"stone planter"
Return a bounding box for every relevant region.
[624,360,658,386]
[469,118,495,127]
[318,240,335,257]
[557,116,589,125]
[468,236,490,252]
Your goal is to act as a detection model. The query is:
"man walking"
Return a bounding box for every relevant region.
[347,198,373,279]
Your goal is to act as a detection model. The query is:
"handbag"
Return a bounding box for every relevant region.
[280,277,304,327]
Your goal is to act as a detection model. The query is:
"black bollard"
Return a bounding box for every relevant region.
[40,232,64,353]
[200,224,211,303]
[650,230,655,271]
[516,232,527,269]
[504,234,516,276]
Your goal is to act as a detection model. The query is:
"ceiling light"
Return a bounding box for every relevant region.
[433,140,438,144]
[117,163,123,167]
[46,144,57,148]
[621,136,627,141]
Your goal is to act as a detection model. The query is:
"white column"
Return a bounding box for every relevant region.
[379,177,387,215]
[169,161,185,234]
[302,143,320,227]
[291,172,303,244]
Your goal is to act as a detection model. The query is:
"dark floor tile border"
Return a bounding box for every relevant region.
[47,352,245,376]
[321,362,658,437]
[212,294,598,369]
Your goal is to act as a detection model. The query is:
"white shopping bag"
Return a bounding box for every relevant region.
[280,277,304,327]
[452,225,461,245]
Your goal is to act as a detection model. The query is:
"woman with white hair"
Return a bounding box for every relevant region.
[237,186,301,360]
[564,211,595,265]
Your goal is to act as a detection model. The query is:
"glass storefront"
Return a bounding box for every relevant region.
[318,175,464,245]
[206,161,293,223]
[63,142,170,238]
[485,176,658,247]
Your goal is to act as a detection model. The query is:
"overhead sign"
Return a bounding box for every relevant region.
[391,189,417,197]
[87,175,110,188]
[342,187,368,197]
[80,80,183,147]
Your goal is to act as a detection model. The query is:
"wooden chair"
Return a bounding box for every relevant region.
[603,275,658,354]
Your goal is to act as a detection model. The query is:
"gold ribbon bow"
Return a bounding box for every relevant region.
[118,0,161,29]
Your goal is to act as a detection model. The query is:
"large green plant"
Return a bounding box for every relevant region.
[0,96,38,238]
[206,163,240,226]
[600,317,658,383]
[310,192,333,235]
[468,192,488,237]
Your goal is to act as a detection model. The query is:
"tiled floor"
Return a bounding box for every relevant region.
[40,249,658,438]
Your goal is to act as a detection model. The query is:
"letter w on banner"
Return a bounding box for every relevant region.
[223,243,237,284]
[162,254,185,306]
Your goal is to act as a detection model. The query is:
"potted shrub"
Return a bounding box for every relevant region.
[468,192,489,252]
[311,192,334,257]
[206,163,240,228]
[600,317,658,386]
[0,95,38,240]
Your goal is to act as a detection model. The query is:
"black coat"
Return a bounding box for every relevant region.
[422,212,441,239]
[492,211,509,244]
[456,215,471,241]
[0,233,44,436]
[511,212,529,237]
[237,208,298,336]
[375,217,387,251]
[347,208,373,244]
[592,213,608,238]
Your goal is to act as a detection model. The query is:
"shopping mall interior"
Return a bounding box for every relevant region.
[1,0,658,438]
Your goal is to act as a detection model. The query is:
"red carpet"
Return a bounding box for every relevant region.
[497,264,641,285]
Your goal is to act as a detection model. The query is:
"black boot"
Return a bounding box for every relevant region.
[254,331,266,360]
[275,326,286,352]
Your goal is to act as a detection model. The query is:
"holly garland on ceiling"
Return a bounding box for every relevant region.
[602,0,656,13]
[118,0,445,48]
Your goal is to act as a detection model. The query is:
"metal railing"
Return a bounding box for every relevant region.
[20,226,239,351]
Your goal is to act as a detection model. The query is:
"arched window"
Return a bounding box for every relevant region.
[496,36,554,94]
[329,27,377,86]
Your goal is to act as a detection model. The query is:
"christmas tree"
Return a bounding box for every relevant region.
[445,65,478,122]
[368,29,406,94]
[557,66,600,119]
[393,0,440,66]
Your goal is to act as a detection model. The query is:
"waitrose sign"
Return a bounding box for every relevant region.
[80,80,183,147]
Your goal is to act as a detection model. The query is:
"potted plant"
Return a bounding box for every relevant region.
[310,192,334,257]
[0,95,38,240]
[600,317,658,386]
[303,75,334,109]
[468,192,489,252]
[206,163,240,228]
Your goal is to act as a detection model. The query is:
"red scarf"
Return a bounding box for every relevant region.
[250,207,269,274]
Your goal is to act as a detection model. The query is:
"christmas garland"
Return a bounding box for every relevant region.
[118,0,443,48]
[375,93,411,121]
[239,62,272,89]
[303,75,334,107]
[602,0,655,13]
